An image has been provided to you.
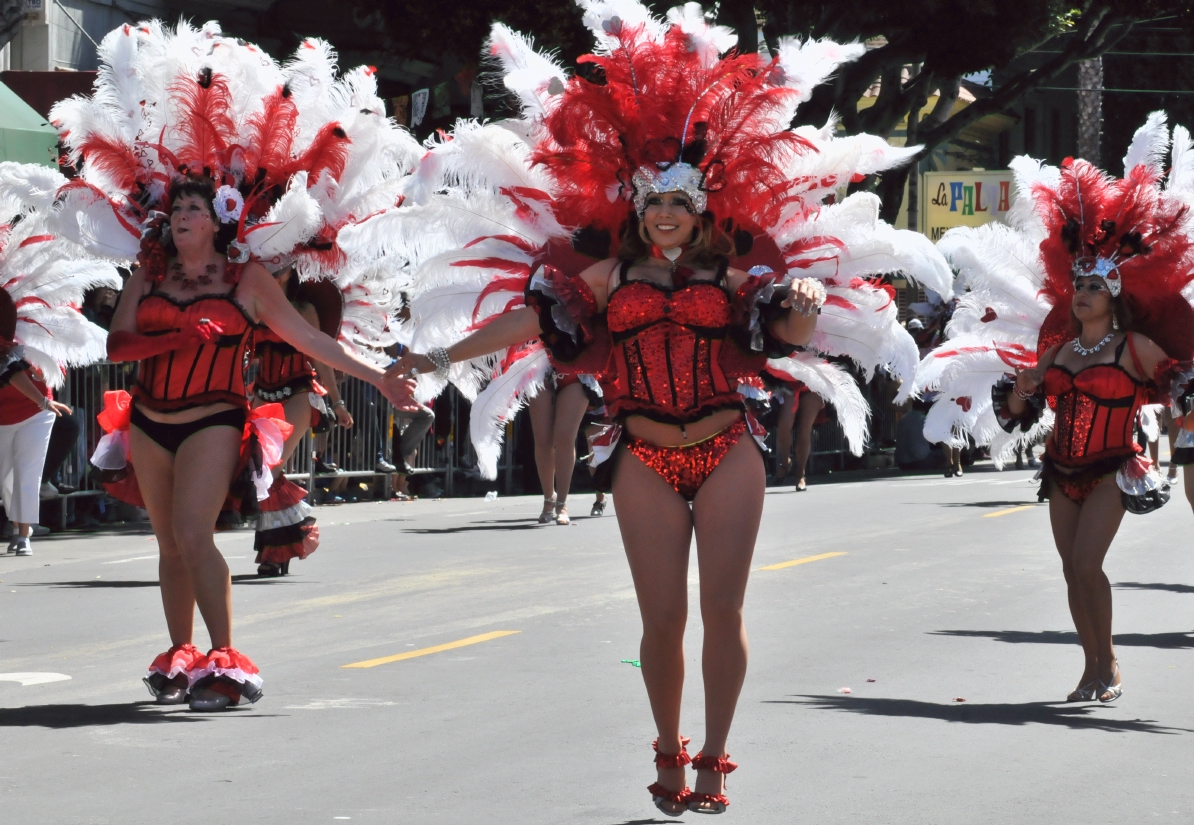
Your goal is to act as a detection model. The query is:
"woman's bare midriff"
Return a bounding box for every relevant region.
[623,407,743,447]
[134,400,240,425]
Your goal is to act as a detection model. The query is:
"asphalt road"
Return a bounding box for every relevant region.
[3,464,1194,824]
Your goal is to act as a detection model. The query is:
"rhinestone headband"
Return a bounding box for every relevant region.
[632,163,707,217]
[1071,255,1122,297]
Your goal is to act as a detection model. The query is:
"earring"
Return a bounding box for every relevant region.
[1112,315,1120,331]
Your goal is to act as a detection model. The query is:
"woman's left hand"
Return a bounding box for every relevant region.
[782,278,826,317]
[379,372,419,412]
[333,403,354,429]
[46,400,71,417]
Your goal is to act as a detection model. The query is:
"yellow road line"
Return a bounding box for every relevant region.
[982,504,1037,518]
[341,630,521,669]
[758,551,847,571]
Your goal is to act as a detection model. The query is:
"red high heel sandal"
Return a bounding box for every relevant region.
[647,737,692,817]
[688,751,738,814]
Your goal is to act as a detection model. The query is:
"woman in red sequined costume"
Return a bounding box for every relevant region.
[397,187,824,813]
[765,369,828,491]
[107,179,413,711]
[250,268,353,576]
[990,156,1194,707]
[527,374,597,524]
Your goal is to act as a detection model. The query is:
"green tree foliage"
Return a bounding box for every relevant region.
[757,0,1194,219]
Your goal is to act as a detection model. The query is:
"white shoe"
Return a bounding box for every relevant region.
[12,537,31,556]
[31,524,50,537]
[39,481,59,500]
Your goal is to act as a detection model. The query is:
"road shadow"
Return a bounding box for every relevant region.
[931,629,1194,649]
[1115,581,1194,595]
[404,517,551,535]
[16,579,159,589]
[0,701,281,728]
[939,500,1039,509]
[772,695,1191,735]
[608,820,686,825]
[230,574,307,585]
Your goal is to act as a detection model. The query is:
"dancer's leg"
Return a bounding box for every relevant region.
[551,382,589,507]
[793,392,824,486]
[691,436,765,804]
[130,425,191,645]
[1070,477,1126,695]
[612,447,694,813]
[528,389,557,505]
[774,392,796,478]
[169,425,243,648]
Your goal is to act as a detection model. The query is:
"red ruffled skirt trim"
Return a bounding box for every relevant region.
[188,646,264,704]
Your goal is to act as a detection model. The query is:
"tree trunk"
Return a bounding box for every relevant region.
[0,0,23,53]
[1077,57,1103,166]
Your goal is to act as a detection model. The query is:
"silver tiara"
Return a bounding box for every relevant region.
[631,163,706,217]
[1071,255,1122,297]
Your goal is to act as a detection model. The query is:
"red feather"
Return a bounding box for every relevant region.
[168,69,236,175]
[75,133,142,193]
[287,123,351,186]
[242,86,299,188]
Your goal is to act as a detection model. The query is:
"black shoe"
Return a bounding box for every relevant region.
[314,458,340,474]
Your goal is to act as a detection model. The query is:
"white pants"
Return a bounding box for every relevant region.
[0,410,54,525]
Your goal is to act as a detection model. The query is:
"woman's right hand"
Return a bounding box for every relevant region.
[1014,366,1044,396]
[45,399,71,417]
[388,352,435,381]
[182,319,225,343]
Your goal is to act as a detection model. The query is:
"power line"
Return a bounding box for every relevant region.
[1033,86,1194,95]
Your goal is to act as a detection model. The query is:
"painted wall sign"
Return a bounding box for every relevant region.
[921,171,1014,241]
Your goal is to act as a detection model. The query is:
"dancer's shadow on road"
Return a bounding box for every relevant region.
[1115,581,1194,595]
[15,576,302,589]
[404,517,586,534]
[931,629,1194,649]
[0,701,282,728]
[772,695,1191,735]
[938,500,1039,509]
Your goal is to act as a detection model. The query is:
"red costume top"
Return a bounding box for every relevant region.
[133,277,255,412]
[1042,337,1147,468]
[526,259,795,425]
[253,326,316,401]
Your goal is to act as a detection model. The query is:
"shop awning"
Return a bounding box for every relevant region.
[0,80,58,167]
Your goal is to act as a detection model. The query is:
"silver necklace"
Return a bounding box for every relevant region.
[1072,333,1114,356]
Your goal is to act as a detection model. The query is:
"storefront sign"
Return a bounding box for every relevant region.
[921,171,1014,241]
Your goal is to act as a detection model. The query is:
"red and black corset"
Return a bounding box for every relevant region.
[1042,360,1145,467]
[526,258,796,425]
[253,326,316,398]
[133,292,255,412]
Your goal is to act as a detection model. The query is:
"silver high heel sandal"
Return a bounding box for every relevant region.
[538,497,556,524]
[554,501,570,525]
[1098,663,1123,703]
[1066,679,1099,703]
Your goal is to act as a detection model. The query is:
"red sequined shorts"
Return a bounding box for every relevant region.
[623,419,747,501]
[1040,455,1121,504]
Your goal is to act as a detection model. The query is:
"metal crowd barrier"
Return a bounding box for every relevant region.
[46,363,523,521]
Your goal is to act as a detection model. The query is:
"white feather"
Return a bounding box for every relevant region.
[766,352,870,455]
[1122,110,1169,176]
[469,348,551,479]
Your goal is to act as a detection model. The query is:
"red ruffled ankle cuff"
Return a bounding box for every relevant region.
[647,783,692,805]
[186,646,263,702]
[146,643,202,680]
[652,736,692,769]
[691,751,737,774]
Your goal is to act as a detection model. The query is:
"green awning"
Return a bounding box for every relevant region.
[0,80,58,167]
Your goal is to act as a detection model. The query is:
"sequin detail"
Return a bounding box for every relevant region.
[607,280,741,423]
[1043,362,1144,465]
[624,419,746,501]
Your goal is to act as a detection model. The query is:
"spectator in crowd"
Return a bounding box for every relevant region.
[528,376,592,524]
[0,358,72,554]
[40,412,81,498]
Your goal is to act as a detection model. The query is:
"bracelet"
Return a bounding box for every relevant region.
[333,399,347,409]
[1013,383,1036,401]
[39,396,52,411]
[426,346,451,380]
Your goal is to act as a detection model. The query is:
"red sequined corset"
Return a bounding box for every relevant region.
[1043,354,1145,467]
[253,326,316,393]
[133,292,254,412]
[605,272,742,424]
